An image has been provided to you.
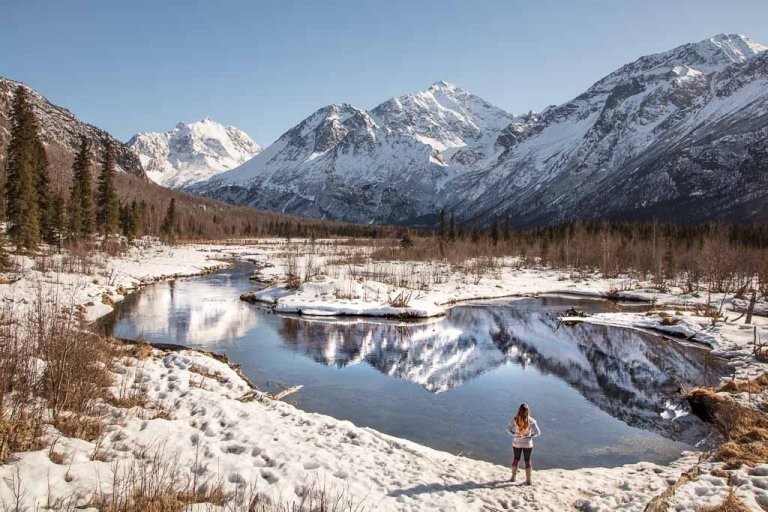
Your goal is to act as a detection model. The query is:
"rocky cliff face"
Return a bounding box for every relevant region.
[193,34,768,227]
[0,77,146,184]
[127,118,261,188]
[450,33,768,226]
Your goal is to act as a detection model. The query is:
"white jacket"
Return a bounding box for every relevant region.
[506,417,541,449]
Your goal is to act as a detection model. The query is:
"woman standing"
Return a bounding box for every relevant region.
[506,403,541,485]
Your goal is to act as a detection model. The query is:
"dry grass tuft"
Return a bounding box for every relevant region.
[695,489,752,512]
[387,290,413,308]
[55,414,105,442]
[719,373,768,394]
[688,388,768,467]
[644,465,699,512]
[132,340,154,360]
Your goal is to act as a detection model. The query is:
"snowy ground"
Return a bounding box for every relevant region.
[1,238,766,510]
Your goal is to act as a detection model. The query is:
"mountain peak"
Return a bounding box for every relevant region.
[128,119,261,188]
[429,80,459,92]
[691,33,767,64]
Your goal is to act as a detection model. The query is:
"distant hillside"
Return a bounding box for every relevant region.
[0,77,390,240]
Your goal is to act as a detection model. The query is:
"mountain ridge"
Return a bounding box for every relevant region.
[188,33,768,227]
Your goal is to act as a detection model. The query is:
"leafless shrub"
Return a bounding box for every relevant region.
[285,253,301,291]
[387,290,412,308]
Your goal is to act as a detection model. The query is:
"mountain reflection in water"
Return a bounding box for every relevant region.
[104,264,725,468]
[277,306,722,444]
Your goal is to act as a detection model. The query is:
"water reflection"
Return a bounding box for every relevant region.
[104,270,258,344]
[104,264,725,467]
[275,306,721,444]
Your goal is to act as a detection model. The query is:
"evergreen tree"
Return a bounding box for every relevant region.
[438,209,446,239]
[134,200,145,237]
[96,141,120,237]
[161,198,177,242]
[449,211,456,241]
[69,137,95,240]
[503,217,511,241]
[34,133,52,245]
[663,237,676,280]
[49,190,66,252]
[471,222,480,243]
[490,216,500,246]
[4,86,41,250]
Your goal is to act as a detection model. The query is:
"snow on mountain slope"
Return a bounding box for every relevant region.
[370,80,515,170]
[193,103,450,224]
[449,33,768,226]
[128,118,262,188]
[193,34,768,227]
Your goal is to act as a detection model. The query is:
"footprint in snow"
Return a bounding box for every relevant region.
[224,444,246,455]
[228,473,246,484]
[260,470,279,484]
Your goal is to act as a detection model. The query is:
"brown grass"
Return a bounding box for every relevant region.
[188,364,229,385]
[643,465,700,512]
[695,489,751,512]
[687,388,768,467]
[719,373,768,394]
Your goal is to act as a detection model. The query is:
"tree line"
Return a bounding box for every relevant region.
[389,209,768,296]
[1,86,178,256]
[0,85,399,265]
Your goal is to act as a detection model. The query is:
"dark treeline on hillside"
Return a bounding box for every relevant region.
[386,214,768,295]
[0,85,394,259]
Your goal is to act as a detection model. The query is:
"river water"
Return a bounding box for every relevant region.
[99,262,723,469]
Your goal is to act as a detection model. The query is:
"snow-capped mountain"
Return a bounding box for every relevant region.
[127,118,262,188]
[370,80,515,170]
[0,77,146,178]
[450,33,768,226]
[190,82,514,224]
[193,34,768,227]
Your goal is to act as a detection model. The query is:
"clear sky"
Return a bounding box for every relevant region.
[2,0,767,145]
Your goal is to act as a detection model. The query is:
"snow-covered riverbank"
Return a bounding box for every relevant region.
[1,238,766,510]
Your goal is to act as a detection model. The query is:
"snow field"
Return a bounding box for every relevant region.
[1,238,767,510]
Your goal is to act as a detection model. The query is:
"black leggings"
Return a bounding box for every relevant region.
[512,447,533,469]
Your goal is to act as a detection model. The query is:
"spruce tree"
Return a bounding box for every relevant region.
[161,198,177,242]
[69,138,95,240]
[49,190,66,252]
[503,217,511,242]
[96,141,120,237]
[34,132,52,245]
[438,209,446,239]
[449,211,456,241]
[4,86,41,250]
[471,222,480,243]
[491,216,500,246]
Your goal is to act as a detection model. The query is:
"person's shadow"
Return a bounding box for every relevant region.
[388,479,516,497]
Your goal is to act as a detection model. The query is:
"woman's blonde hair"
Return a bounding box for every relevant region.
[514,403,530,435]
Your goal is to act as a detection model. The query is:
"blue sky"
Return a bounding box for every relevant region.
[2,0,767,145]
